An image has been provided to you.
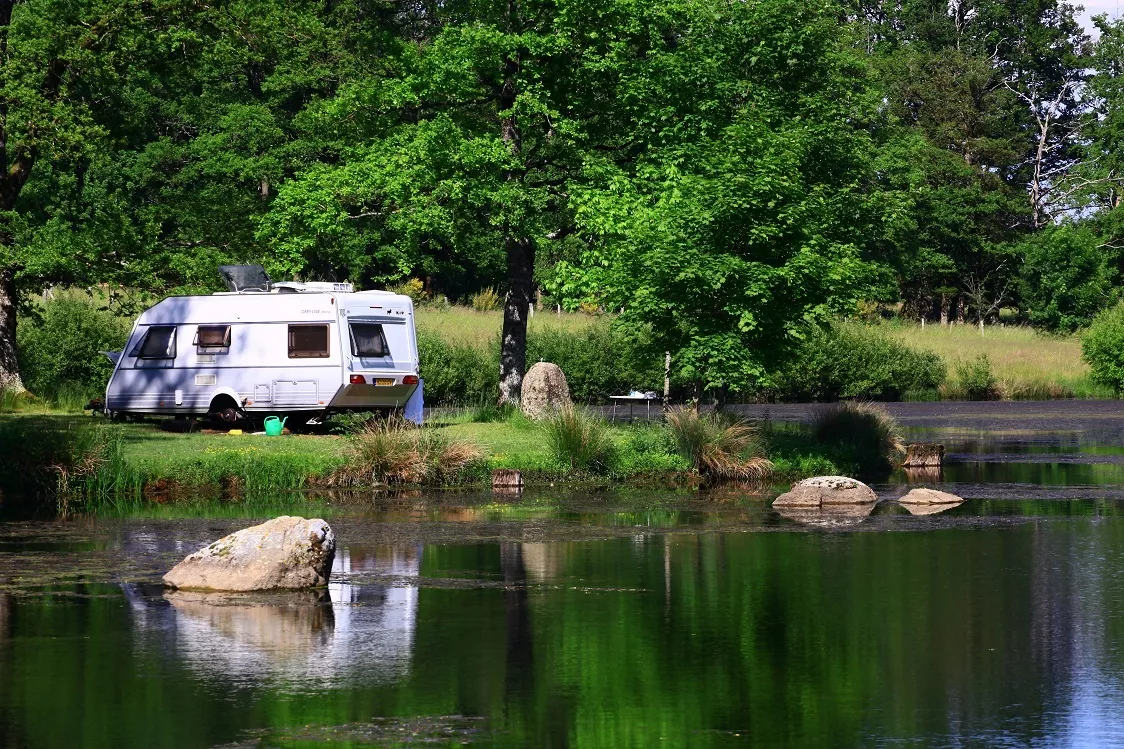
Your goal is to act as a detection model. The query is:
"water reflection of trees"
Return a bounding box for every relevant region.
[413,528,1124,746]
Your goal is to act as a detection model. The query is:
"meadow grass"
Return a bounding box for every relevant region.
[870,321,1109,398]
[417,308,1107,400]
[415,306,602,349]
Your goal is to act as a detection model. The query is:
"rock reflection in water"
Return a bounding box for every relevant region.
[773,501,878,527]
[150,544,421,690]
[900,500,964,516]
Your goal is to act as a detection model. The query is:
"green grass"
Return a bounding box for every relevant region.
[415,306,602,349]
[119,425,347,490]
[870,320,1111,399]
[0,411,844,505]
[416,309,1109,401]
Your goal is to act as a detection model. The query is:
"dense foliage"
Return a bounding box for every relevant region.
[1082,304,1124,393]
[16,296,130,399]
[768,325,946,402]
[2,0,1122,401]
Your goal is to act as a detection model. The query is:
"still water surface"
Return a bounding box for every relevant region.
[4,402,1124,747]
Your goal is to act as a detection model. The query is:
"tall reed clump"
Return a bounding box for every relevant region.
[339,418,484,485]
[0,418,134,506]
[810,401,904,476]
[543,407,616,472]
[664,408,774,480]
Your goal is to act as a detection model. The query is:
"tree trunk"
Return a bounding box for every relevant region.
[0,267,23,391]
[498,237,535,405]
[496,36,532,406]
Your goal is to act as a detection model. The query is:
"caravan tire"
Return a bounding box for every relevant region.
[207,396,244,428]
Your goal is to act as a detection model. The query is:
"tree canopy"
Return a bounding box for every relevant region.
[0,0,1120,399]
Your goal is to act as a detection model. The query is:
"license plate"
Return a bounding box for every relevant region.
[374,378,395,387]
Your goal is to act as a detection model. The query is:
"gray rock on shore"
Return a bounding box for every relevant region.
[520,362,572,419]
[164,516,335,592]
[773,476,877,507]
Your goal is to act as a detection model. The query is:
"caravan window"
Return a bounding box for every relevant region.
[193,325,231,348]
[349,323,390,357]
[132,326,177,360]
[288,324,330,358]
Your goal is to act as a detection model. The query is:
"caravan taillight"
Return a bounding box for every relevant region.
[349,375,366,384]
[403,375,419,385]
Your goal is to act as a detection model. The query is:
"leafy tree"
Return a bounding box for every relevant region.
[267,0,832,403]
[552,0,883,395]
[1016,224,1116,332]
[0,0,141,390]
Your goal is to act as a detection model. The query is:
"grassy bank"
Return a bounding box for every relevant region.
[0,407,876,506]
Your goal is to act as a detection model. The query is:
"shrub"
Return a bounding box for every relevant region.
[770,324,945,401]
[1016,226,1116,333]
[417,330,497,405]
[340,419,483,485]
[1083,302,1124,392]
[17,296,131,400]
[810,401,904,475]
[418,323,664,406]
[954,354,1000,400]
[543,407,616,472]
[665,408,773,480]
[390,278,427,305]
[425,293,451,310]
[471,287,502,312]
[527,325,663,403]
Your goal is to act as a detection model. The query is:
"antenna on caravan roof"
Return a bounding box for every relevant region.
[218,265,271,293]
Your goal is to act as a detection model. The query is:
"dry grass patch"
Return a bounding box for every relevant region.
[416,306,604,349]
[665,408,774,481]
[875,321,1108,398]
[338,419,484,485]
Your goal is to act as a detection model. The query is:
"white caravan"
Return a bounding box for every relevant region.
[105,267,420,424]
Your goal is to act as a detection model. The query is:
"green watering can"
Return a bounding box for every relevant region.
[263,416,288,436]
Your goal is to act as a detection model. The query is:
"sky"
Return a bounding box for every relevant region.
[1079,0,1122,35]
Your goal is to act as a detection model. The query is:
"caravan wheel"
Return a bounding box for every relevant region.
[207,395,244,428]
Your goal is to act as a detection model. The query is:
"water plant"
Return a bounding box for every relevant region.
[338,418,484,485]
[809,401,904,475]
[664,408,773,480]
[542,407,616,472]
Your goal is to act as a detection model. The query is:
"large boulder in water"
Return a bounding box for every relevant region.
[164,516,335,592]
[520,362,572,419]
[773,476,877,507]
[900,487,963,505]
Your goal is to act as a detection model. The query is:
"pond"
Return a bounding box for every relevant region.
[3,401,1124,747]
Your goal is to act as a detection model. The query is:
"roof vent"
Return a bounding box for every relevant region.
[218,265,271,293]
[273,281,354,293]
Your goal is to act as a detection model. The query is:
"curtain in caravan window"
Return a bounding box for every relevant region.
[288,324,330,358]
[132,326,177,359]
[349,323,389,357]
[194,324,231,348]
